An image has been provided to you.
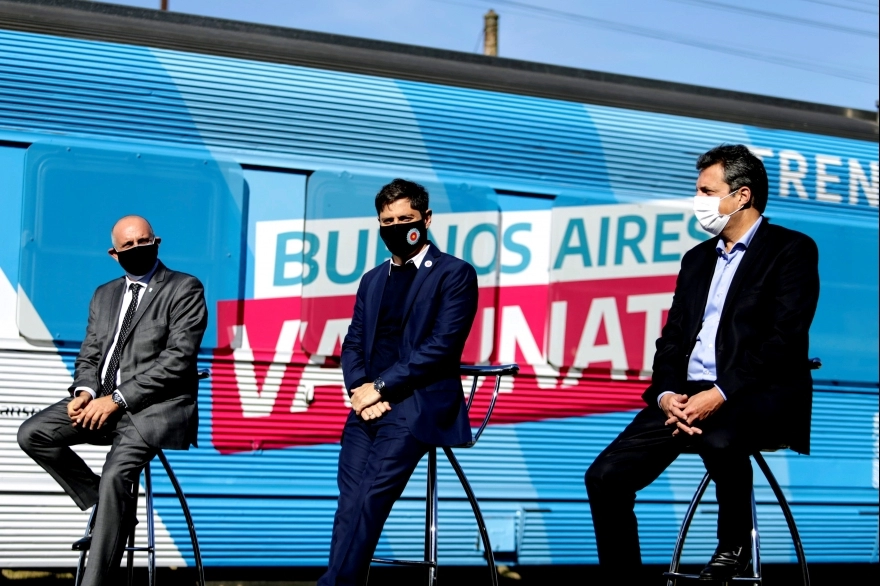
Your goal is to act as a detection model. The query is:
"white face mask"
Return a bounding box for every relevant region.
[692,188,745,236]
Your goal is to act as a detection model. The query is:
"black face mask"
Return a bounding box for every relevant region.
[115,242,159,277]
[379,220,427,259]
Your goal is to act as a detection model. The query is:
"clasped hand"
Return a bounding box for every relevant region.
[68,393,120,430]
[660,387,724,436]
[350,382,392,421]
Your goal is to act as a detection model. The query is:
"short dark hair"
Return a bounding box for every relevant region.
[374,178,430,216]
[696,144,769,213]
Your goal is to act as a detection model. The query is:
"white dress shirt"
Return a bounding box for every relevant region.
[75,261,159,404]
[387,242,431,275]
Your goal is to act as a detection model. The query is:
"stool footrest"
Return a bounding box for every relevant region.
[371,557,436,567]
[663,572,760,583]
[124,546,154,552]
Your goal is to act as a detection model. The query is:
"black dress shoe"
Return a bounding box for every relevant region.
[71,535,91,551]
[72,515,139,551]
[699,545,750,581]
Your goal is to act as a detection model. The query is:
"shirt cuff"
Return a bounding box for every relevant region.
[714,386,727,401]
[656,390,674,407]
[74,387,96,399]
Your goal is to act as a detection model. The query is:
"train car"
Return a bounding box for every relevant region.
[0,0,877,571]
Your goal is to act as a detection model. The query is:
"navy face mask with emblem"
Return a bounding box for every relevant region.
[379,220,427,259]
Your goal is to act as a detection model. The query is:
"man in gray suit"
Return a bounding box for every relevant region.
[18,215,207,586]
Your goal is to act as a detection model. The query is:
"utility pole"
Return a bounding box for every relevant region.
[161,0,168,10]
[483,9,498,56]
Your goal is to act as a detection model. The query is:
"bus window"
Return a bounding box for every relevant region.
[18,143,244,347]
[0,144,26,341]
[242,166,308,303]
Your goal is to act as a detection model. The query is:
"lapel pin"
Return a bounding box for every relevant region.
[149,288,153,292]
[425,260,433,267]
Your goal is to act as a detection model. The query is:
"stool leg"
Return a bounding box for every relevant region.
[443,447,499,586]
[425,449,438,586]
[158,450,205,586]
[145,461,156,586]
[74,506,96,586]
[749,487,760,585]
[754,453,810,586]
[127,479,139,586]
[666,471,711,586]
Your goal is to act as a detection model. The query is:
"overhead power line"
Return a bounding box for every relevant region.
[431,0,876,84]
[668,0,878,37]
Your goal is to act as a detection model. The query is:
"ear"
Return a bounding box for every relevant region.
[738,186,752,206]
[108,248,119,261]
[424,209,433,229]
[154,236,162,246]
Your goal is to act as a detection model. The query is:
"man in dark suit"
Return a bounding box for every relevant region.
[18,215,207,586]
[586,145,820,581]
[318,179,478,586]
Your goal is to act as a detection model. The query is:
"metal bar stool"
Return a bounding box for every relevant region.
[371,363,520,586]
[663,358,820,586]
[74,370,209,586]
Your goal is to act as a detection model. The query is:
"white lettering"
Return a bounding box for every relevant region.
[547,301,567,367]
[779,150,809,199]
[815,155,843,203]
[849,159,879,207]
[315,318,351,357]
[572,297,628,372]
[498,305,556,389]
[479,306,495,363]
[296,361,347,410]
[233,320,301,418]
[627,293,674,375]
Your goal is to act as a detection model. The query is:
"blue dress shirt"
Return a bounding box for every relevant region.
[658,216,763,405]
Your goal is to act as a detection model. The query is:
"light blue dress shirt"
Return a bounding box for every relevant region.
[687,216,763,398]
[657,216,763,406]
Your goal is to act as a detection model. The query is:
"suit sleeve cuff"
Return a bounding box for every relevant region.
[74,387,96,399]
[714,386,727,401]
[348,377,369,392]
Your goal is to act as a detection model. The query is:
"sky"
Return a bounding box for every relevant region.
[95,0,878,111]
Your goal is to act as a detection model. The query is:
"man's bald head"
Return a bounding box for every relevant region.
[110,215,156,251]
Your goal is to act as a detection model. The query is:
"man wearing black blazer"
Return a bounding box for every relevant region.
[318,179,478,586]
[18,215,207,586]
[586,145,820,581]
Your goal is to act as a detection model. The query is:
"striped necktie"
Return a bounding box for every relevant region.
[99,283,142,397]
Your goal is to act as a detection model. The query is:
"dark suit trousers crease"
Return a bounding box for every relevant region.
[17,398,157,586]
[318,408,429,586]
[586,390,754,567]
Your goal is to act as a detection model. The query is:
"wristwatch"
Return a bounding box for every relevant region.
[111,390,126,410]
[373,378,386,396]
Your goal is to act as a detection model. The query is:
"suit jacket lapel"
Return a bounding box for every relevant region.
[364,263,389,355]
[122,262,167,343]
[720,218,770,317]
[691,242,719,325]
[400,244,441,326]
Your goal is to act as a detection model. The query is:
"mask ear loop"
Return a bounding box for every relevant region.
[723,187,747,217]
